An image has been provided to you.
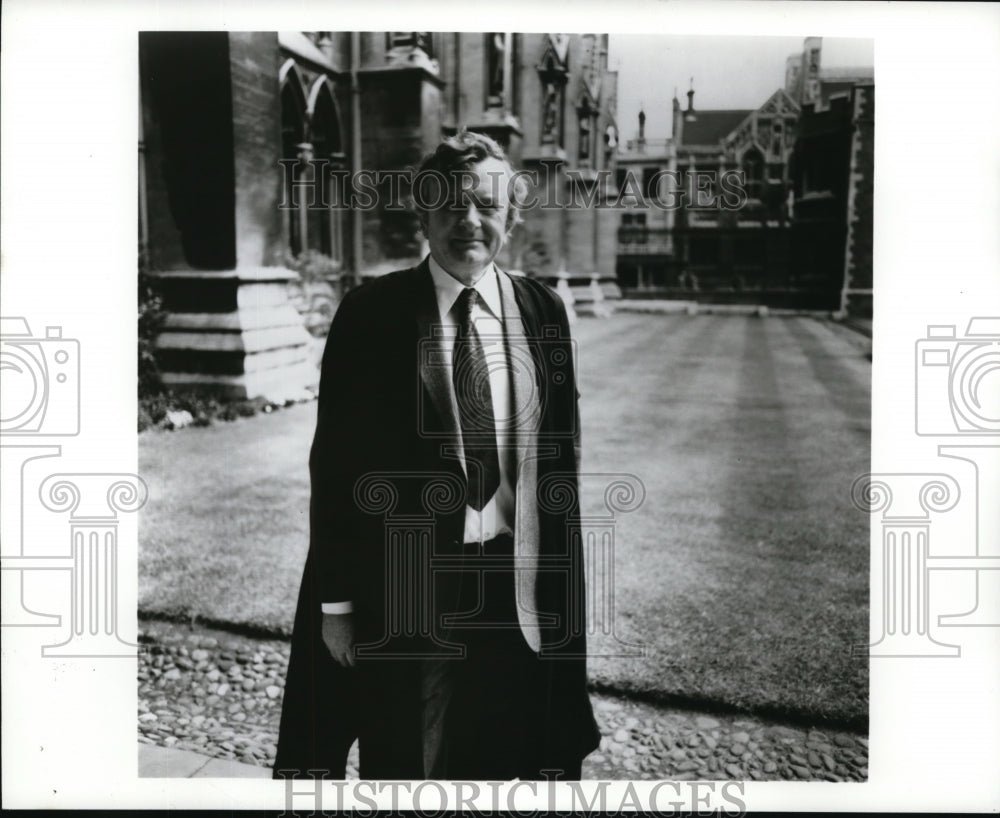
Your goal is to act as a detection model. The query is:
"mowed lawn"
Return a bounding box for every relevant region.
[139,313,870,727]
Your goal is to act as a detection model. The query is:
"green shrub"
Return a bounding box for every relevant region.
[138,246,167,399]
[282,249,342,282]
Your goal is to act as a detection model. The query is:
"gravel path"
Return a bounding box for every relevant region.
[138,621,867,781]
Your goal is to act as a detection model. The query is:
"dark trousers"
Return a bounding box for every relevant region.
[355,535,584,781]
[427,535,580,781]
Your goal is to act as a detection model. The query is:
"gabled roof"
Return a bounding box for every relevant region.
[538,33,570,73]
[678,110,753,146]
[680,88,800,149]
[278,32,337,73]
[756,88,800,116]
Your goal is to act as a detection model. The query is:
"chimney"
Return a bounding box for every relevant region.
[638,108,646,142]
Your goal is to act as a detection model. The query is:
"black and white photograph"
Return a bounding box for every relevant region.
[2,2,998,814]
[133,30,874,785]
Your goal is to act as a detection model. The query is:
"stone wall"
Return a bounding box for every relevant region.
[843,84,874,319]
[230,33,285,268]
[140,32,314,401]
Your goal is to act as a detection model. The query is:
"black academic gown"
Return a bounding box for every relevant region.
[273,259,599,780]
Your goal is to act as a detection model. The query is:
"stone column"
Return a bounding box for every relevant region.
[852,473,961,657]
[36,473,147,657]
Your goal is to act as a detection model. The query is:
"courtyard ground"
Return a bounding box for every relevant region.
[139,312,871,727]
[138,619,867,781]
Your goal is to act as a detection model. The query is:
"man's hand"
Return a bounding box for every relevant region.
[322,612,355,668]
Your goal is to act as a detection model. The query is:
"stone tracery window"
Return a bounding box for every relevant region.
[307,78,344,265]
[281,72,308,256]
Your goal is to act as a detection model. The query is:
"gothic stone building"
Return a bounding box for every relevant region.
[614,37,873,316]
[614,115,676,292]
[615,86,800,303]
[139,32,618,400]
[786,40,875,320]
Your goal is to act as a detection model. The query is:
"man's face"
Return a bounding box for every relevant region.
[424,157,512,284]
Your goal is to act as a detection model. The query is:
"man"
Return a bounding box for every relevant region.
[275,131,599,781]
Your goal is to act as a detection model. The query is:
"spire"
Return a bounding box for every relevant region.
[686,77,695,113]
[638,106,646,141]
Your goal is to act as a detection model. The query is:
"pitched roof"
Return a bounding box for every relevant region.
[278,32,337,73]
[678,110,753,146]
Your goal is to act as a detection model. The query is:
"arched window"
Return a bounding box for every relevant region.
[281,70,308,256]
[307,78,345,266]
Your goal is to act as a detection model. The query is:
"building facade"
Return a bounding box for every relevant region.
[614,110,677,291]
[786,40,875,319]
[613,37,873,315]
[615,85,800,303]
[139,31,618,399]
[671,85,800,303]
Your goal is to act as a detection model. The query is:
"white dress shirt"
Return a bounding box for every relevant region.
[322,256,516,614]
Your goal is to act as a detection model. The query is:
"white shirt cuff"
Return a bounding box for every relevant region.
[321,601,354,614]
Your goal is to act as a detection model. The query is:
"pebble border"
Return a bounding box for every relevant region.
[138,621,867,781]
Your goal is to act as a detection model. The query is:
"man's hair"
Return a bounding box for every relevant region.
[412,130,527,231]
